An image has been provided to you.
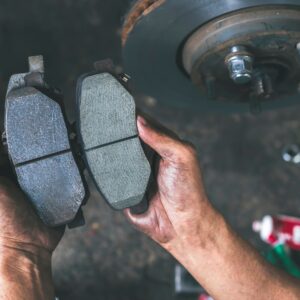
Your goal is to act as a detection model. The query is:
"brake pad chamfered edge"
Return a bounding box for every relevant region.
[5,84,86,227]
[77,72,152,211]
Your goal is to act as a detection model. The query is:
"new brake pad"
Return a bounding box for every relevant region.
[5,58,86,227]
[77,70,152,211]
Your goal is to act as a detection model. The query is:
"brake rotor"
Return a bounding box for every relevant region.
[122,0,300,113]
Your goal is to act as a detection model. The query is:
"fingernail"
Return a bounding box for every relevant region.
[137,116,147,127]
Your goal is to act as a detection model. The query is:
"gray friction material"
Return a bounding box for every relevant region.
[79,73,151,209]
[79,73,137,149]
[6,87,70,165]
[5,86,85,226]
[15,153,85,226]
[6,73,28,96]
[86,138,151,209]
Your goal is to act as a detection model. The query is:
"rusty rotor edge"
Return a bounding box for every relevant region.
[122,0,165,46]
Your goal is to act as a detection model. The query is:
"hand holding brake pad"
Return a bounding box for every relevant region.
[77,64,152,212]
[4,57,153,227]
[4,56,86,227]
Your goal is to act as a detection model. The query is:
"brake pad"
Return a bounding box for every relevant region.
[5,60,86,227]
[77,71,152,210]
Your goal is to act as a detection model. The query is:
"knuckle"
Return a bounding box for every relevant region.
[174,142,197,163]
[181,142,197,157]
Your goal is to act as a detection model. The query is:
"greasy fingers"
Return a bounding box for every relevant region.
[124,198,176,245]
[129,115,210,247]
[137,116,197,163]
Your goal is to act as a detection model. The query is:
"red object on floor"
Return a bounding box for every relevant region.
[253,215,300,250]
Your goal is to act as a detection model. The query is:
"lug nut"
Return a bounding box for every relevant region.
[226,46,254,85]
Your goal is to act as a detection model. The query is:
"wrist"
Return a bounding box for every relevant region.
[0,240,54,300]
[165,204,229,266]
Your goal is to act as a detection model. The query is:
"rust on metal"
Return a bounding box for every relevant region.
[181,7,300,104]
[122,0,165,46]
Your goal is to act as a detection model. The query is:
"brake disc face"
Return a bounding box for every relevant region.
[123,0,300,113]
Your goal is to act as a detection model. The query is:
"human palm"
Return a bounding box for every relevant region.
[125,116,211,253]
[0,177,63,255]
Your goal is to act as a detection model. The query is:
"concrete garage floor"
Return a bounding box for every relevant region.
[1,1,300,299]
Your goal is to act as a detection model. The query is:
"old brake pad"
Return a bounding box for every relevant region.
[4,56,86,227]
[77,67,152,211]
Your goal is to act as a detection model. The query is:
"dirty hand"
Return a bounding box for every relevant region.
[125,116,300,300]
[125,116,220,259]
[0,177,63,300]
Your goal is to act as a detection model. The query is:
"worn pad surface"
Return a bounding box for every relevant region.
[5,87,85,226]
[78,73,151,209]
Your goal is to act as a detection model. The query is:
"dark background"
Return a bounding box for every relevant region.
[1,1,300,299]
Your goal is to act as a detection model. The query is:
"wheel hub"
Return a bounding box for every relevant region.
[183,7,300,110]
[123,0,300,112]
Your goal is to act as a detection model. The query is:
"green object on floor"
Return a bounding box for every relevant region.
[266,244,300,278]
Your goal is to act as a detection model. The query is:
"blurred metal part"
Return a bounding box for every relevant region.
[282,144,300,164]
[5,55,86,227]
[119,73,131,83]
[297,42,300,56]
[123,1,300,112]
[253,71,274,99]
[28,55,44,73]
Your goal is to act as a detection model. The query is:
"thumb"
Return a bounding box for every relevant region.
[137,116,182,159]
